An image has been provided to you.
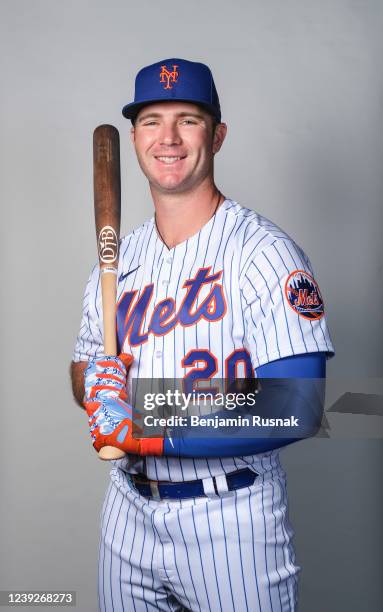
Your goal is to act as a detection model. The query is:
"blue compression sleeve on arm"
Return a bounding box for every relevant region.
[163,352,326,457]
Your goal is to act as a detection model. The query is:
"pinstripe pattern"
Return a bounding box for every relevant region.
[74,199,334,610]
[98,466,300,611]
[73,199,334,482]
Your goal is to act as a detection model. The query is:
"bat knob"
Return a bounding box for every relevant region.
[98,446,126,461]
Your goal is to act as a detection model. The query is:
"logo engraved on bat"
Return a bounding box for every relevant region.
[98,226,118,263]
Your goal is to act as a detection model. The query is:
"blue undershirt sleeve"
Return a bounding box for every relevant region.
[163,352,326,457]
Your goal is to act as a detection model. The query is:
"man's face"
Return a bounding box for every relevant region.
[131,101,227,194]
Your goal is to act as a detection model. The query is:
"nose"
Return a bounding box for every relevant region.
[159,121,182,146]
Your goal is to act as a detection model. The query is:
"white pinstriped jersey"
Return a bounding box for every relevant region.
[74,199,334,481]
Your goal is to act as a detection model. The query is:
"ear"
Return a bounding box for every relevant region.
[212,123,227,154]
[130,125,135,144]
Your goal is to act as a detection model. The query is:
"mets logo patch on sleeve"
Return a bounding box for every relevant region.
[284,270,324,320]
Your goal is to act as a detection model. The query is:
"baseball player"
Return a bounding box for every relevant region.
[71,58,334,611]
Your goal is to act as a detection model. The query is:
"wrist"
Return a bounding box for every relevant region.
[139,437,164,456]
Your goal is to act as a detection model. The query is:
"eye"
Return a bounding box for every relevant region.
[180,118,197,125]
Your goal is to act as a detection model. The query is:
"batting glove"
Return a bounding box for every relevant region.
[84,354,133,402]
[84,396,164,455]
[83,354,163,455]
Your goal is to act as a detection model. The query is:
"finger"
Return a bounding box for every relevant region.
[118,353,134,370]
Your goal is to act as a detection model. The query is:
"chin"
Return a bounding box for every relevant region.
[158,182,188,194]
[154,174,190,193]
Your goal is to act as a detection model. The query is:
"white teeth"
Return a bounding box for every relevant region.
[156,156,182,164]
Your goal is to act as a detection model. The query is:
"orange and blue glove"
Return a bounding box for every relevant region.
[83,355,163,456]
[84,354,132,401]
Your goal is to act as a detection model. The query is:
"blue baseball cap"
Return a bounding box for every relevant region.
[122,58,221,123]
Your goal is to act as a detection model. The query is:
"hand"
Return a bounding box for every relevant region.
[83,355,163,455]
[84,354,133,402]
[85,396,164,455]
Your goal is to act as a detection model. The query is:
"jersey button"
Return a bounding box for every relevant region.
[155,350,162,358]
[166,257,172,264]
[162,279,169,286]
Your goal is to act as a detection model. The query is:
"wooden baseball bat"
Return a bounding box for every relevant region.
[93,124,126,461]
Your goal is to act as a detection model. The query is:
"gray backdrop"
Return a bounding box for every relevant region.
[1,1,382,610]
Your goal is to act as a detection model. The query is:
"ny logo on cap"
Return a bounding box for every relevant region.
[159,64,179,89]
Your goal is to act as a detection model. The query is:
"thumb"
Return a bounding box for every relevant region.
[118,353,134,370]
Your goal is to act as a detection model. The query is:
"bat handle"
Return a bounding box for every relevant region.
[98,270,126,461]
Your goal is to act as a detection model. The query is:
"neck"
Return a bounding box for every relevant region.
[152,179,224,249]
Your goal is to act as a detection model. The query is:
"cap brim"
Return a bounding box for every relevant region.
[122,99,221,122]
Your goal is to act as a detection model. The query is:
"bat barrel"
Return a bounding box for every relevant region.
[93,124,121,256]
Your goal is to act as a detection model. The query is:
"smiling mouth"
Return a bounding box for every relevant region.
[155,156,186,165]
